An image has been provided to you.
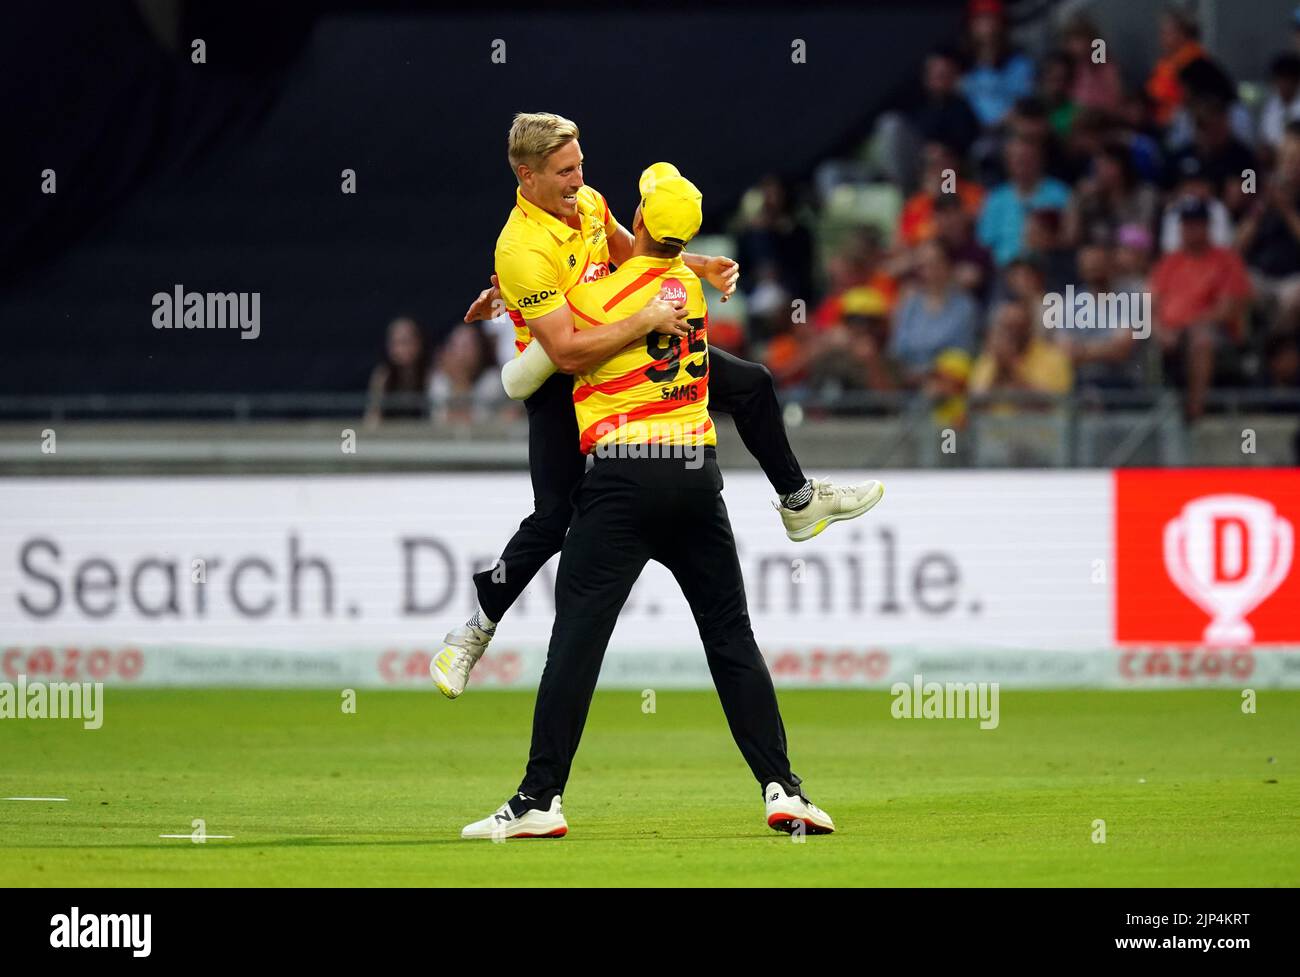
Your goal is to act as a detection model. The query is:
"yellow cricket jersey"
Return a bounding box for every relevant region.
[565,254,715,455]
[494,185,617,353]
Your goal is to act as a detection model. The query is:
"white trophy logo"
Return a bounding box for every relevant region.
[1163,494,1293,644]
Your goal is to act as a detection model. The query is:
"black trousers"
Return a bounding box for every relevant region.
[517,449,800,798]
[473,348,806,622]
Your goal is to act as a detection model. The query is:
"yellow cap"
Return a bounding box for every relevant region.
[640,166,702,246]
[840,286,888,319]
[933,347,973,382]
[638,161,681,197]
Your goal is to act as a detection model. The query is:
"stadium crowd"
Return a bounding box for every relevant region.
[739,0,1300,427]
[369,0,1300,430]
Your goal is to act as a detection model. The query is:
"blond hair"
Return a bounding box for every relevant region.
[507,112,580,179]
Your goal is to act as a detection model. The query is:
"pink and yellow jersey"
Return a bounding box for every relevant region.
[494,185,617,353]
[565,254,714,455]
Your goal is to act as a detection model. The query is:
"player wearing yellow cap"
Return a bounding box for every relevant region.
[461,168,835,839]
[433,113,883,699]
[567,169,716,458]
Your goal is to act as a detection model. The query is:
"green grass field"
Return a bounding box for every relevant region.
[1,689,1296,887]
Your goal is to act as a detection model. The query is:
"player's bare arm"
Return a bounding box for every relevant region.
[469,235,737,323]
[526,296,687,375]
[608,220,739,301]
[683,252,740,301]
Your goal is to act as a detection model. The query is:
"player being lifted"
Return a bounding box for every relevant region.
[432,113,884,698]
[461,166,834,837]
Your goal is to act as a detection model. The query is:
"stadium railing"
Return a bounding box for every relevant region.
[0,384,1294,472]
[1,389,1295,473]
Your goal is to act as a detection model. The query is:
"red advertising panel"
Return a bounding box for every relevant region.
[1115,469,1300,645]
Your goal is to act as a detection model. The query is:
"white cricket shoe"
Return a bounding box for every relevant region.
[778,478,884,542]
[430,622,493,699]
[461,794,568,840]
[764,782,835,835]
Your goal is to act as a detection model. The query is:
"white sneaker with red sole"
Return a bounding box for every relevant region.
[461,794,567,840]
[764,782,835,835]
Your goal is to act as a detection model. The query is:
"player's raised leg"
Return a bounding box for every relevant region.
[431,371,585,698]
[706,346,884,542]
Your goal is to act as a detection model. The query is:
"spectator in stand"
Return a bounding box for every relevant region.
[960,0,1036,130]
[1237,121,1300,336]
[1007,253,1048,300]
[763,313,811,391]
[428,322,505,426]
[897,140,985,248]
[889,241,980,384]
[1114,222,1155,292]
[873,46,982,193]
[1257,53,1300,165]
[915,47,982,157]
[1055,243,1145,390]
[1150,197,1252,420]
[1167,93,1257,219]
[1065,142,1161,247]
[970,299,1074,406]
[1146,7,1206,127]
[1159,154,1234,252]
[743,261,795,343]
[933,193,996,303]
[803,287,900,395]
[734,174,814,312]
[1260,330,1300,394]
[991,253,1062,351]
[1061,15,1123,113]
[811,228,899,330]
[1039,51,1077,140]
[1063,107,1113,183]
[1166,57,1256,154]
[1007,95,1075,182]
[977,136,1071,265]
[1112,93,1166,183]
[1023,207,1074,295]
[924,348,975,430]
[365,316,431,427]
